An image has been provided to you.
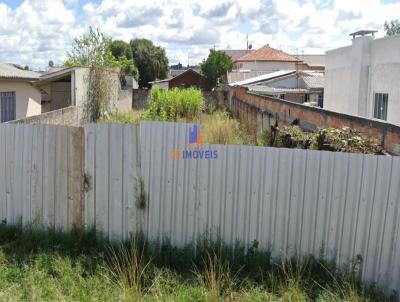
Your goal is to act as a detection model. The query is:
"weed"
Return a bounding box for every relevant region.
[145,87,204,121]
[0,224,391,301]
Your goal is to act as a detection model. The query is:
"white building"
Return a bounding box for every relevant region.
[324,30,400,125]
[0,63,42,122]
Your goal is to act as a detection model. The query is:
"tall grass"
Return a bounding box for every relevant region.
[145,87,204,121]
[98,110,144,124]
[201,111,255,145]
[0,224,390,301]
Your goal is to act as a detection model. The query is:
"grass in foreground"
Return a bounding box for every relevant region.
[0,224,392,302]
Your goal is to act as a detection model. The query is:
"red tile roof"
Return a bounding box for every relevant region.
[235,45,301,62]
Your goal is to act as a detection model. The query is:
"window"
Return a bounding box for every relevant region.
[0,92,16,123]
[317,94,324,108]
[373,93,388,120]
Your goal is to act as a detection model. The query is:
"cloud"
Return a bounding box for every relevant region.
[336,10,362,22]
[117,6,164,28]
[201,2,234,18]
[0,0,400,69]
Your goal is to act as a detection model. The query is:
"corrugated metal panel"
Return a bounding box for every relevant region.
[2,122,400,293]
[0,124,84,229]
[139,121,400,292]
[84,124,143,241]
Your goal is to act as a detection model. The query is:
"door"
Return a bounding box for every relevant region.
[0,92,16,122]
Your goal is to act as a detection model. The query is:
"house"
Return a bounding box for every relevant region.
[324,30,400,125]
[226,45,324,83]
[34,66,119,114]
[0,64,120,123]
[149,68,205,89]
[0,63,42,122]
[234,45,302,72]
[231,69,324,107]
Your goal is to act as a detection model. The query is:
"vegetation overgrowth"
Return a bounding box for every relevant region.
[100,86,385,154]
[145,87,204,121]
[258,125,384,155]
[0,223,391,301]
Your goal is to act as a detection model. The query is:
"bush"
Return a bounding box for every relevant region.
[145,87,204,121]
[264,126,384,155]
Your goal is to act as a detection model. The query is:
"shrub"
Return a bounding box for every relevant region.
[145,87,204,121]
[264,125,384,155]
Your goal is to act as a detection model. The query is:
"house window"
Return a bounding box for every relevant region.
[373,93,388,120]
[0,92,16,123]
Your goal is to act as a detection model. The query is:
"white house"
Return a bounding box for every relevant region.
[324,30,400,125]
[0,63,42,122]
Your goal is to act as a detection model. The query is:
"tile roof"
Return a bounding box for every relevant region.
[0,63,41,80]
[235,45,302,62]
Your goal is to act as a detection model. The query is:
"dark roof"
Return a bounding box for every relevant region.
[0,63,41,80]
[235,45,301,62]
[149,68,205,84]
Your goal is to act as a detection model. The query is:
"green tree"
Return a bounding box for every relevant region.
[130,39,169,88]
[384,19,400,36]
[64,27,119,122]
[110,40,139,84]
[200,49,233,89]
[110,40,132,60]
[64,27,118,68]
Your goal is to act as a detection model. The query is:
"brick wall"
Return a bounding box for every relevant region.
[230,86,400,155]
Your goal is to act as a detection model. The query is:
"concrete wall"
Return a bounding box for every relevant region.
[8,106,82,126]
[230,86,400,155]
[235,61,296,72]
[325,35,400,125]
[0,81,41,120]
[116,90,133,112]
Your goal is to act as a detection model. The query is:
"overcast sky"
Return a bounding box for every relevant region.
[1,0,399,69]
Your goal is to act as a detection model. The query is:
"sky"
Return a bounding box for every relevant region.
[0,0,399,69]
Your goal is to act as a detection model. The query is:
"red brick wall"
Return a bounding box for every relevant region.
[231,86,400,155]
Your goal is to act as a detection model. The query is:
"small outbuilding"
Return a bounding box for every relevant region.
[149,68,205,90]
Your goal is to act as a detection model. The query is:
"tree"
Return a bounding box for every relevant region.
[65,27,120,122]
[384,19,400,36]
[110,40,139,84]
[130,39,169,88]
[200,49,233,89]
[110,40,132,60]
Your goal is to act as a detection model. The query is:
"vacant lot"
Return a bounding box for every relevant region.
[0,224,389,302]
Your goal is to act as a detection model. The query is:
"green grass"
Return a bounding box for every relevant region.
[0,223,392,301]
